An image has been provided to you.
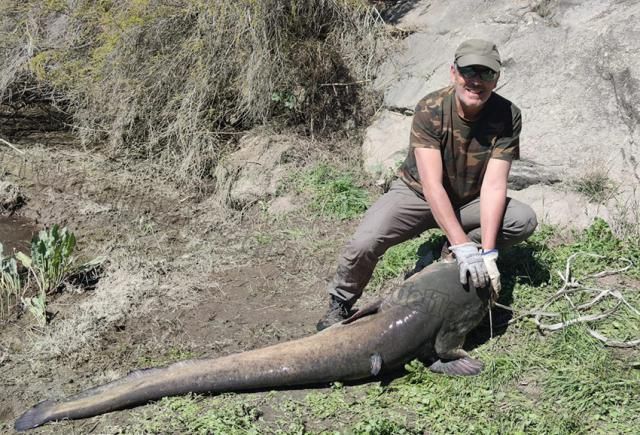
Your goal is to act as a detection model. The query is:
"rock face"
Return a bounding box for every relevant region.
[362,0,640,228]
[362,110,413,180]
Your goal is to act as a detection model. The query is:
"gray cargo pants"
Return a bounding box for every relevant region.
[328,179,538,303]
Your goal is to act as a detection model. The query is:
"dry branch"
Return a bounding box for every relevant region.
[0,137,24,154]
[496,252,639,348]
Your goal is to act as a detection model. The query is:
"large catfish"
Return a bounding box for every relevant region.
[15,261,490,431]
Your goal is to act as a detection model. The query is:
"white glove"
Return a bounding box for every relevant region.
[449,242,489,288]
[482,249,501,300]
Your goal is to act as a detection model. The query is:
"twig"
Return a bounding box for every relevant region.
[589,258,633,278]
[498,252,639,347]
[0,137,25,155]
[537,302,621,332]
[587,329,640,348]
[319,80,371,87]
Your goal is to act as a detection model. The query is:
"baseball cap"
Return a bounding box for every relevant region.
[454,39,501,72]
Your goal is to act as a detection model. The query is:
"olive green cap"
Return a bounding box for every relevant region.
[454,39,501,72]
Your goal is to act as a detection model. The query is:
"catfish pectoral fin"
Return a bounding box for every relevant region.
[428,356,484,376]
[14,399,58,432]
[370,353,383,376]
[342,299,383,325]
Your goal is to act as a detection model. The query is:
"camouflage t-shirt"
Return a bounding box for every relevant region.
[398,86,521,206]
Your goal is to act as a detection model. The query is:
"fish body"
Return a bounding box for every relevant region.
[15,261,490,431]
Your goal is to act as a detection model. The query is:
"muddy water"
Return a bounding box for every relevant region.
[0,215,36,255]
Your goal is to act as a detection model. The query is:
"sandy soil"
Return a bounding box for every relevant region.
[0,133,371,433]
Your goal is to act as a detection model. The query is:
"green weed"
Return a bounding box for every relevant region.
[294,164,370,220]
[11,225,105,326]
[132,393,261,435]
[0,242,22,316]
[254,233,274,245]
[22,291,47,327]
[16,224,76,295]
[304,388,349,419]
[349,416,417,435]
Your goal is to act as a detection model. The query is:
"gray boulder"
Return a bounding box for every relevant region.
[362,110,413,180]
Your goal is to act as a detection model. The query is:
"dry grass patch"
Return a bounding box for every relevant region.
[1,0,389,188]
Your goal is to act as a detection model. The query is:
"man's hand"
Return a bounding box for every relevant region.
[449,242,489,288]
[482,249,501,301]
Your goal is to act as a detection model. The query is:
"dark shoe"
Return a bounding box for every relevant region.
[316,296,352,331]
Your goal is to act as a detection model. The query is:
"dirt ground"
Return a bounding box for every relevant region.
[0,132,380,434]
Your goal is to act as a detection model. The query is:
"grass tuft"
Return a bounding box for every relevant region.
[571,170,619,204]
[293,163,370,220]
[134,393,262,434]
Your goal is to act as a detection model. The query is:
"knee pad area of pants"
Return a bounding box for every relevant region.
[504,207,538,239]
[345,235,387,260]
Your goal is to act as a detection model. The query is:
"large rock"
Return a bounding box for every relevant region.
[364,0,640,226]
[214,132,296,209]
[362,110,413,179]
[509,185,610,231]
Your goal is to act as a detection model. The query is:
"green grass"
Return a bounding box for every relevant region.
[291,164,370,220]
[368,230,445,290]
[126,219,639,434]
[9,225,104,326]
[131,394,262,434]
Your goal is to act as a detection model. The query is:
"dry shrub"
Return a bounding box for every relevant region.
[0,0,388,187]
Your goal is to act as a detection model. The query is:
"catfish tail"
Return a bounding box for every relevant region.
[14,400,58,432]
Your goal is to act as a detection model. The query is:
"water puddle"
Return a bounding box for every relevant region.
[0,215,36,255]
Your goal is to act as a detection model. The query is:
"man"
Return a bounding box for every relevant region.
[316,39,538,331]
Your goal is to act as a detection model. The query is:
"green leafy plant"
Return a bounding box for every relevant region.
[12,225,98,326]
[134,394,261,434]
[350,417,417,435]
[271,91,297,110]
[16,224,76,295]
[0,242,22,317]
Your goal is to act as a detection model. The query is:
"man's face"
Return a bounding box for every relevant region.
[450,64,499,111]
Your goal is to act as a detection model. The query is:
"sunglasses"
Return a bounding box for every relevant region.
[455,64,499,81]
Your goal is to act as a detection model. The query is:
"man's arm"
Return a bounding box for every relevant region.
[480,158,511,250]
[414,147,468,245]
